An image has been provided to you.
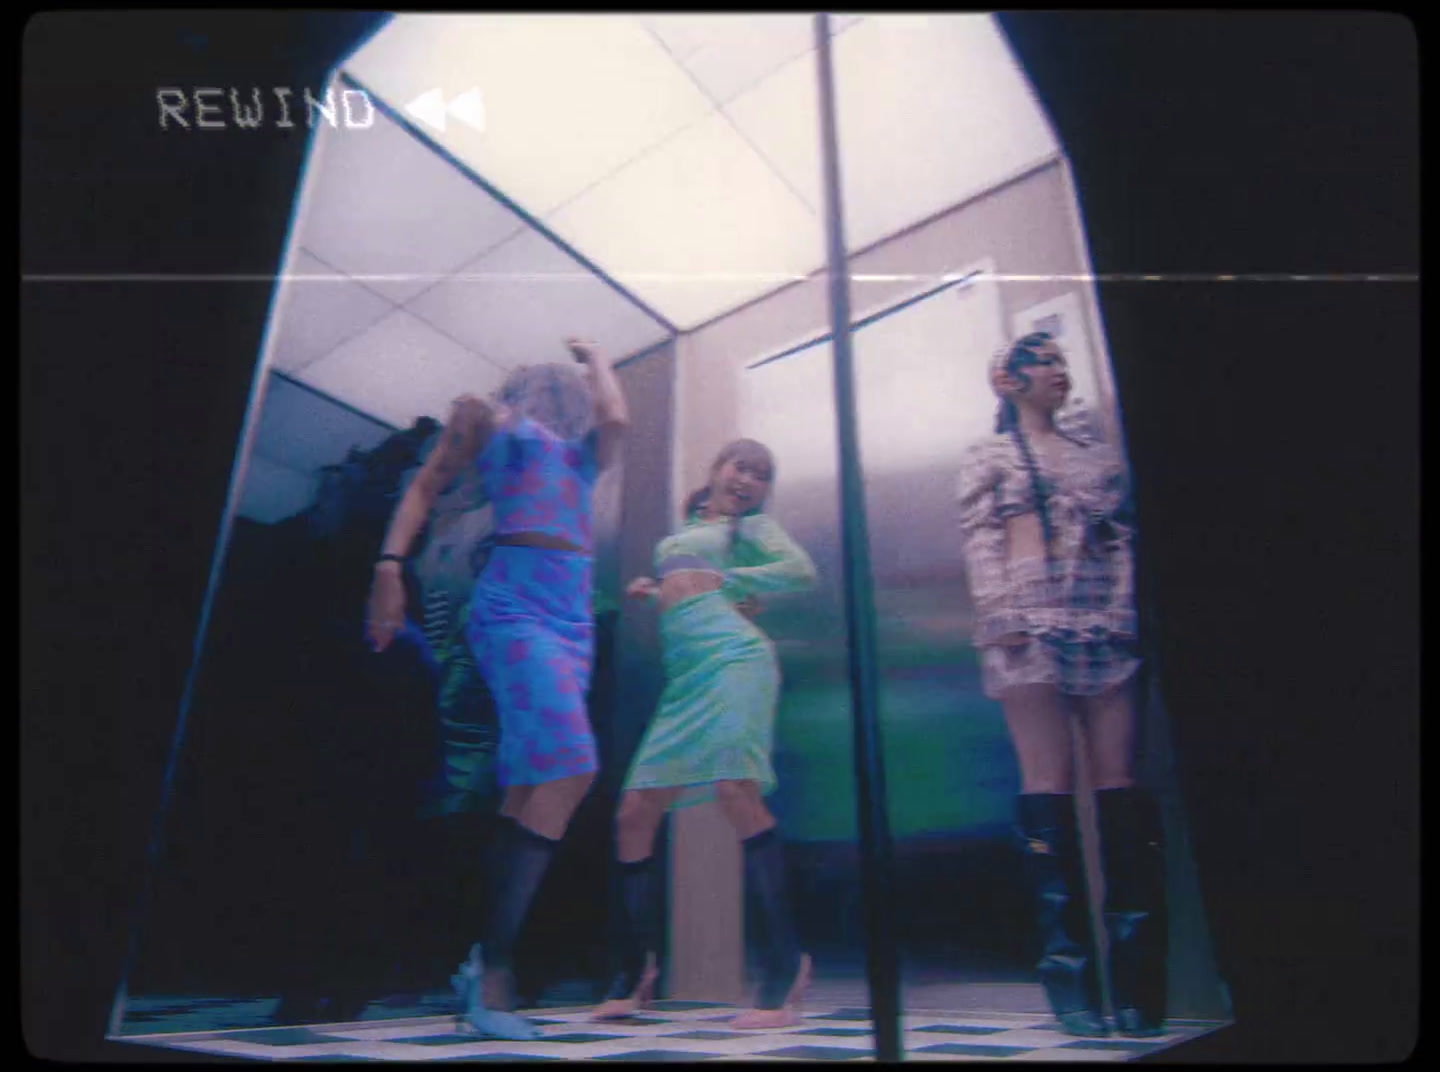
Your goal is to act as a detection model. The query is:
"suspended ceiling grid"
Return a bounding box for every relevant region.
[241,14,1059,521]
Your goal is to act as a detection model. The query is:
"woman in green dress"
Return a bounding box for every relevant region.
[591,438,818,1029]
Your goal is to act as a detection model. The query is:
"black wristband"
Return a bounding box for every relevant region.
[376,553,406,565]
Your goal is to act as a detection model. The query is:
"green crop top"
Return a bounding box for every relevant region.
[653,512,817,601]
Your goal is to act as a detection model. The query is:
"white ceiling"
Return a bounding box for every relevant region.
[272,100,674,426]
[339,13,1058,329]
[246,13,1059,520]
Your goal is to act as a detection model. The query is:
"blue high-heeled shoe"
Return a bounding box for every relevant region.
[451,944,542,1041]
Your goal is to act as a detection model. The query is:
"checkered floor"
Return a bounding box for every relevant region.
[113,996,1226,1061]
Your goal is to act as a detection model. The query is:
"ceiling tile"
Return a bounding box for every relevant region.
[291,106,527,304]
[721,47,824,215]
[405,228,673,368]
[546,110,824,330]
[829,14,1060,251]
[297,308,508,428]
[313,12,1060,332]
[268,250,398,374]
[675,16,814,106]
[342,15,714,219]
[639,14,737,60]
[643,12,861,62]
[726,15,1058,256]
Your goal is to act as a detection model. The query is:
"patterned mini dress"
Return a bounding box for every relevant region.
[956,429,1141,700]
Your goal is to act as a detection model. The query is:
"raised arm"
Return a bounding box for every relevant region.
[718,515,818,599]
[367,395,496,651]
[567,338,629,472]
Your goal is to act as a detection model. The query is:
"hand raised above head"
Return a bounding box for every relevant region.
[565,338,600,365]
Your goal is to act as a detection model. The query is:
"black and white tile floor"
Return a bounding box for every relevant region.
[113,994,1226,1061]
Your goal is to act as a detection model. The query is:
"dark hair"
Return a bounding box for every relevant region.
[685,439,775,553]
[993,332,1086,574]
[994,332,1060,435]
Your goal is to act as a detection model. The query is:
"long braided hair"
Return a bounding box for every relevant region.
[684,439,775,555]
[992,332,1088,573]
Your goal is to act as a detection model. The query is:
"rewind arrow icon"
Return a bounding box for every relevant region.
[405,87,486,134]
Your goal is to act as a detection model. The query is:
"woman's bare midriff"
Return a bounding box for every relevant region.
[991,513,1050,649]
[1005,512,1047,563]
[657,570,723,613]
[496,532,585,553]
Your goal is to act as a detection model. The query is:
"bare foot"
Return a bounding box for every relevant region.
[730,953,812,1031]
[729,1006,802,1030]
[591,954,658,1021]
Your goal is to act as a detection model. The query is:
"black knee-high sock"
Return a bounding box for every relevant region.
[482,816,560,974]
[742,827,802,1009]
[608,856,661,998]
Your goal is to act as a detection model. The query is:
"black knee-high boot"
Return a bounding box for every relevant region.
[604,856,661,1000]
[1016,793,1108,1037]
[478,816,560,1000]
[742,828,805,1010]
[1095,787,1168,1037]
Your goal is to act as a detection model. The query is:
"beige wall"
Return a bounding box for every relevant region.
[674,154,1119,504]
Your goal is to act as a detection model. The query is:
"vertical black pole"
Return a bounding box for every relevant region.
[813,14,903,1062]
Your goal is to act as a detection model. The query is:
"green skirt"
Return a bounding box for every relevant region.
[623,590,780,808]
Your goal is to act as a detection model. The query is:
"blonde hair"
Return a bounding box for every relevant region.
[498,362,594,441]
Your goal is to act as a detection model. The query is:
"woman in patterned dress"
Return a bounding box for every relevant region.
[367,338,626,1040]
[591,438,819,1029]
[955,332,1167,1038]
